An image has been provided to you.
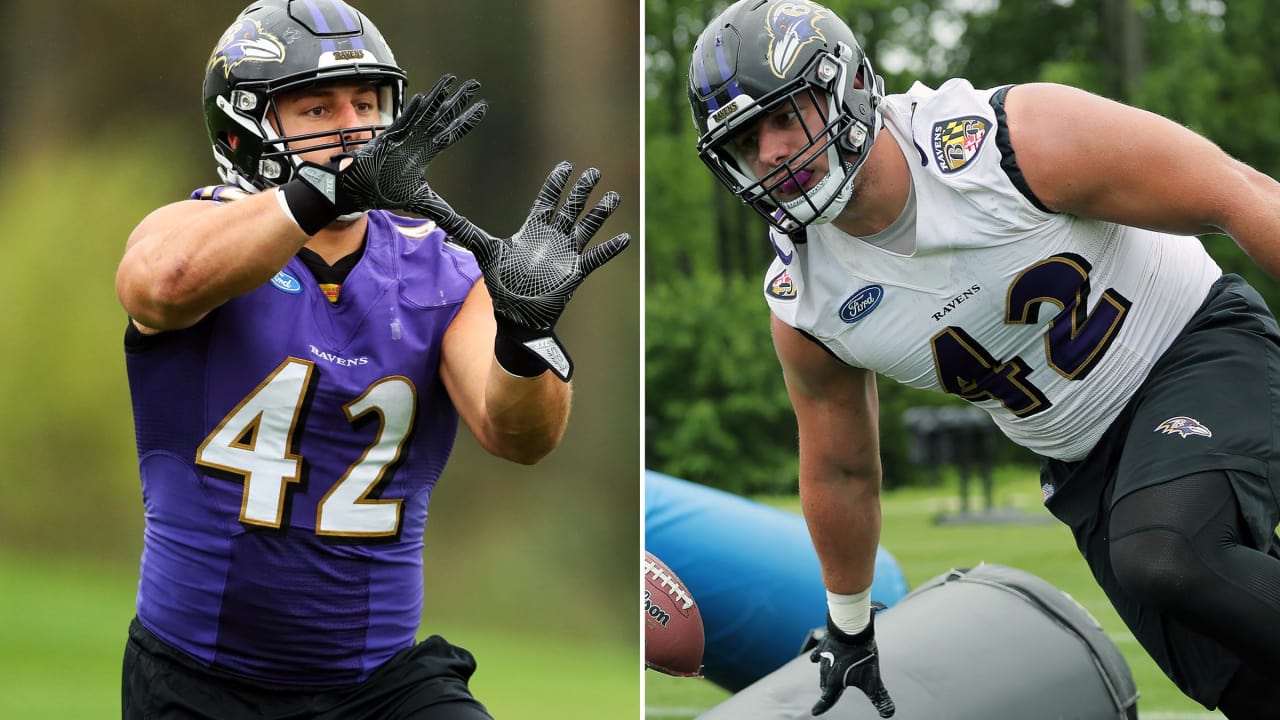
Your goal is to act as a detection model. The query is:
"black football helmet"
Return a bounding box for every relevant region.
[688,0,884,233]
[203,0,407,190]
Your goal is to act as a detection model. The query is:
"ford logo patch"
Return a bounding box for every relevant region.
[839,285,883,323]
[271,270,303,294]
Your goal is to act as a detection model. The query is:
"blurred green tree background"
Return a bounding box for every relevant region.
[646,0,1280,494]
[0,1,640,716]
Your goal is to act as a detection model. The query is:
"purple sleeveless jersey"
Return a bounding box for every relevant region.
[125,199,480,685]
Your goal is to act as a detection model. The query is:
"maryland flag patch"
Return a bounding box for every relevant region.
[931,116,990,174]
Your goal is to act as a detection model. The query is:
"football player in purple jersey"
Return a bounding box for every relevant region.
[114,1,629,718]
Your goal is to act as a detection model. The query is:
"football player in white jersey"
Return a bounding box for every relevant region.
[688,1,1280,717]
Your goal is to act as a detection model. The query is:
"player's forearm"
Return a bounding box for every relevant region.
[799,460,883,595]
[118,191,309,330]
[478,360,571,464]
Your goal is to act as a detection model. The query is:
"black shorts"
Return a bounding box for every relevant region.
[1040,274,1280,705]
[122,618,492,720]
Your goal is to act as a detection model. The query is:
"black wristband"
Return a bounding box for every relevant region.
[495,331,551,378]
[493,316,572,381]
[279,162,342,236]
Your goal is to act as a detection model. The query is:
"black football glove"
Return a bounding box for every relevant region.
[810,605,895,717]
[280,73,486,235]
[410,161,631,381]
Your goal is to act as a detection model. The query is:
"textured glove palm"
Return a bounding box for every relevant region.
[282,73,486,234]
[410,162,631,380]
[810,607,895,717]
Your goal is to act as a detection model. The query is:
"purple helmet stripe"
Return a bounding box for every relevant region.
[692,51,719,111]
[712,30,745,102]
[329,1,365,49]
[301,0,332,32]
[299,0,336,52]
[693,28,746,114]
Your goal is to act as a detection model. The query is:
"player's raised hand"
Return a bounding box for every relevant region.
[810,607,895,717]
[334,73,487,211]
[410,161,632,381]
[281,74,486,234]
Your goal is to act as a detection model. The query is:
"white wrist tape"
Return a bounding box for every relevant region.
[827,588,872,635]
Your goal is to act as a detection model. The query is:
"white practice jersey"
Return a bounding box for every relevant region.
[765,79,1222,461]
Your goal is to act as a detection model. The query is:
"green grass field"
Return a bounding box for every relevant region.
[0,468,1236,719]
[645,469,1226,719]
[0,550,639,720]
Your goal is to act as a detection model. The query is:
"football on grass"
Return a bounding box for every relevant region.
[644,550,704,677]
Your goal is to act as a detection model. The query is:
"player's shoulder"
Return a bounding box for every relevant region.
[891,77,1006,133]
[377,211,443,247]
[374,211,465,262]
[371,211,481,304]
[890,78,1012,180]
[762,228,807,327]
[894,77,1002,112]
